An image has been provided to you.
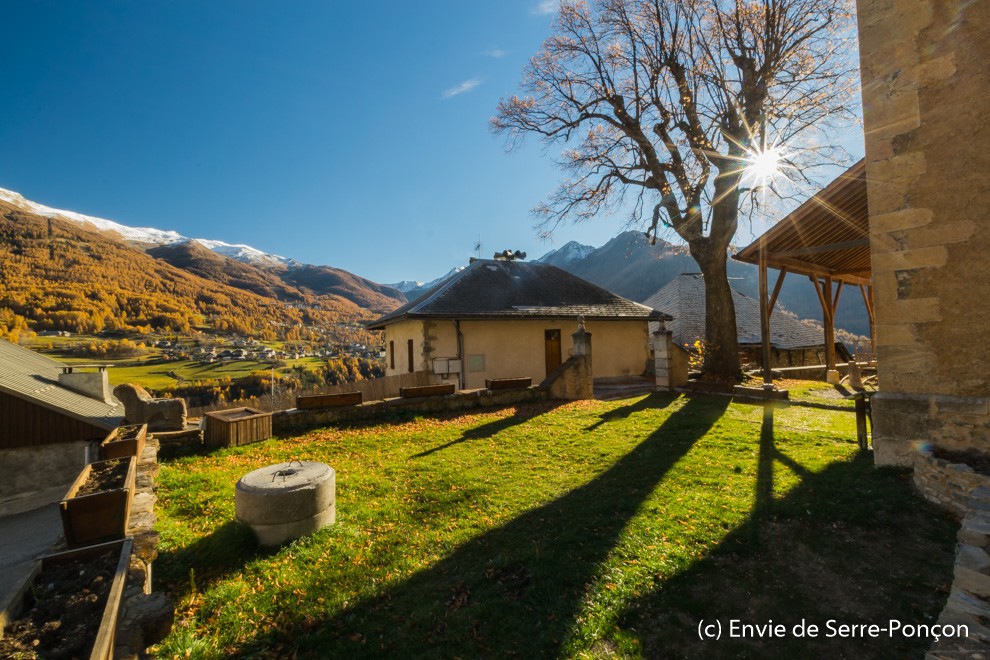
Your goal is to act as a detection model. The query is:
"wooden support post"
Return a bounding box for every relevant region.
[855,393,868,450]
[809,275,839,383]
[824,276,836,372]
[832,281,844,316]
[759,243,772,386]
[768,267,787,314]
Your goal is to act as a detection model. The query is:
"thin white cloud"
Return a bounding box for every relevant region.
[532,0,558,15]
[483,47,508,59]
[442,78,482,99]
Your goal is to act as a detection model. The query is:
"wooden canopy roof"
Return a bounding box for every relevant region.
[734,160,870,285]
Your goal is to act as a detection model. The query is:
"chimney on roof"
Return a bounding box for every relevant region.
[493,249,527,261]
[58,365,114,403]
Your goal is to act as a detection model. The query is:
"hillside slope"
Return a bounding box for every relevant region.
[0,186,406,316]
[279,264,406,314]
[0,200,371,340]
[147,241,307,302]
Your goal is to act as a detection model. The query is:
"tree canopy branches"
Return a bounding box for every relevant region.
[493,0,858,377]
[493,0,858,241]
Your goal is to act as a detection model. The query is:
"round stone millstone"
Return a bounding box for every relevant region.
[242,507,336,548]
[235,461,336,546]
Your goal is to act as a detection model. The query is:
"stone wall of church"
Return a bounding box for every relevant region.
[857,0,990,465]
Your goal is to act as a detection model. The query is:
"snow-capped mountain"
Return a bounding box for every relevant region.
[385,266,465,300]
[0,186,292,268]
[384,280,429,295]
[191,239,296,269]
[0,187,185,245]
[533,240,596,268]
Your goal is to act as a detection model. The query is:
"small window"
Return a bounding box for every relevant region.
[467,354,485,372]
[389,341,395,370]
[407,339,415,373]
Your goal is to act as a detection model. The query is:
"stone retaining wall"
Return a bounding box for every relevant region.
[0,441,91,517]
[912,450,990,657]
[914,450,990,520]
[114,436,173,658]
[926,486,990,658]
[272,386,548,434]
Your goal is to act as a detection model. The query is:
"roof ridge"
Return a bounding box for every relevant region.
[367,259,662,328]
[404,260,477,314]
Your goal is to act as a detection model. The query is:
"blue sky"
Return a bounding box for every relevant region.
[0,1,862,284]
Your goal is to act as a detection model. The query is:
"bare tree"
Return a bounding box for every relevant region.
[493,0,858,378]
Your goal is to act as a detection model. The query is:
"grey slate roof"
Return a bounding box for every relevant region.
[642,273,825,351]
[368,259,665,329]
[0,339,123,429]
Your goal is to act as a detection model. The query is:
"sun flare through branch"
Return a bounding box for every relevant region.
[741,141,790,191]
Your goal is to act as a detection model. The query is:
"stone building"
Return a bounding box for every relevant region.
[857,0,990,465]
[643,273,831,370]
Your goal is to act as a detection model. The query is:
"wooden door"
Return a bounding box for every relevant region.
[545,329,562,375]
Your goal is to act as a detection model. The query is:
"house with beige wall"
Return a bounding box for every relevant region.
[367,259,663,390]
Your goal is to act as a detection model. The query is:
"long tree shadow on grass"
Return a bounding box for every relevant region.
[249,393,728,657]
[585,392,675,431]
[755,404,812,519]
[620,404,958,659]
[410,401,567,459]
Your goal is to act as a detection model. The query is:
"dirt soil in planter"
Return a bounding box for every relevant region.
[114,424,143,439]
[0,549,116,659]
[932,447,990,476]
[76,459,129,497]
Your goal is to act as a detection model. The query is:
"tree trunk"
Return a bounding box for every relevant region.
[687,177,742,380]
[694,246,740,379]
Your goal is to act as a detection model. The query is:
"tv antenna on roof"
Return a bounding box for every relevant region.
[474,236,483,259]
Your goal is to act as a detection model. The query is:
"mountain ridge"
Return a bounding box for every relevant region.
[545,230,871,336]
[533,240,597,269]
[0,186,406,315]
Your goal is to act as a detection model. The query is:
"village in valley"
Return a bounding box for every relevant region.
[0,1,987,658]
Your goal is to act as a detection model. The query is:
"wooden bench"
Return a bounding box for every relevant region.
[485,377,532,391]
[296,392,363,410]
[399,384,456,398]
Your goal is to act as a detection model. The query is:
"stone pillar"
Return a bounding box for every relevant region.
[857,0,990,465]
[542,318,594,400]
[653,321,674,391]
[572,317,592,358]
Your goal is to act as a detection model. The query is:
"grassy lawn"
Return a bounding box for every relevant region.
[153,387,956,658]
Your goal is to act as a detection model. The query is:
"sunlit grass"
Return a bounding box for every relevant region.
[152,387,955,658]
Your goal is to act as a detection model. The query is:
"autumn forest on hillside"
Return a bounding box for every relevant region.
[0,204,393,406]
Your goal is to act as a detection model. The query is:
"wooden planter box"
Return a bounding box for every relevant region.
[399,384,456,399]
[59,457,136,548]
[0,539,132,660]
[296,391,362,410]
[204,407,273,449]
[486,377,532,391]
[99,423,147,460]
